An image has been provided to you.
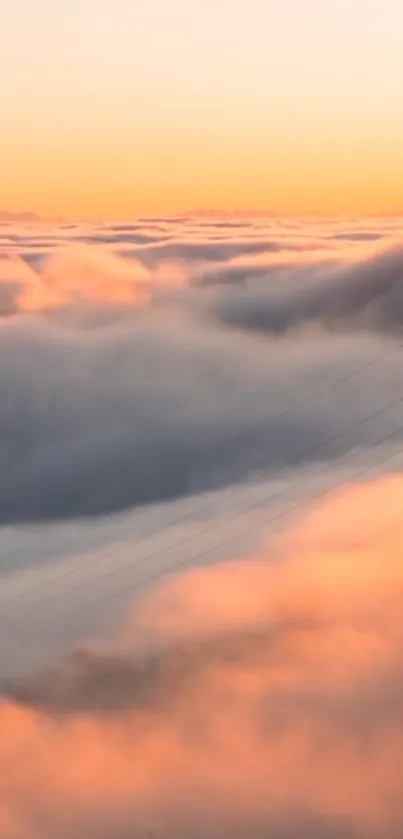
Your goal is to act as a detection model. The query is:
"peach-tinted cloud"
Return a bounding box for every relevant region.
[0,241,188,318]
[3,475,403,838]
[17,246,151,311]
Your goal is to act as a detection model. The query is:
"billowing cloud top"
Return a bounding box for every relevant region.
[0,214,403,525]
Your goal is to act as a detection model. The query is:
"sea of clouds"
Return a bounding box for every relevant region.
[1,212,403,837]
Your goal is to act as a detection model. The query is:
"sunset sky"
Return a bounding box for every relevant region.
[2,22,403,826]
[2,0,403,219]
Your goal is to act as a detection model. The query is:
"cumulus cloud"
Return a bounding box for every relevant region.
[204,243,403,336]
[0,217,403,524]
[2,307,403,524]
[3,476,403,837]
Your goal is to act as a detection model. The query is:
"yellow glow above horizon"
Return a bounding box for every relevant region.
[1,0,403,219]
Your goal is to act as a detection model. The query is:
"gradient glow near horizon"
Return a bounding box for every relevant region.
[1,0,402,219]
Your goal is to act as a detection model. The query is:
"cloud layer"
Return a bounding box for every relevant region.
[2,215,403,837]
[0,216,403,524]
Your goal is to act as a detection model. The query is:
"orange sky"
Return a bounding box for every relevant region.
[2,0,403,219]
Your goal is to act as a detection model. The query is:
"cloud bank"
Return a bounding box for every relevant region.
[0,215,403,525]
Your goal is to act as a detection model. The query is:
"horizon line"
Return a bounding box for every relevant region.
[1,208,403,225]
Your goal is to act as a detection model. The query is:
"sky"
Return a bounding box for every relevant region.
[1,0,403,218]
[2,2,403,832]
